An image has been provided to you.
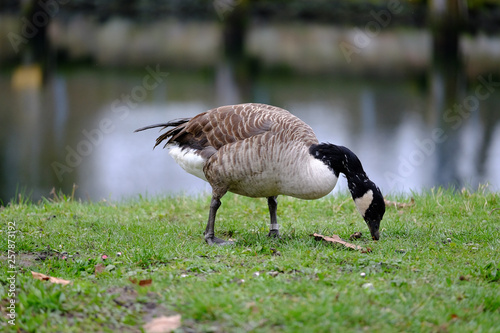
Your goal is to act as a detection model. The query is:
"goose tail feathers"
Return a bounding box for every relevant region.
[134,118,191,133]
[134,117,192,148]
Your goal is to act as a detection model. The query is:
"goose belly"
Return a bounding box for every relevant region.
[210,145,338,199]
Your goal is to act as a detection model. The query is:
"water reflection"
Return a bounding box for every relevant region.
[0,66,499,203]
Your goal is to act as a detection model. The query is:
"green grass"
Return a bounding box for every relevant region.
[1,188,500,332]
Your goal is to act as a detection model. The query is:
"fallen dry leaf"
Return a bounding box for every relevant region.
[95,263,106,274]
[384,197,415,209]
[144,314,181,333]
[129,277,153,286]
[312,233,370,252]
[267,271,279,277]
[349,231,362,240]
[270,248,281,256]
[31,271,71,285]
[139,279,152,286]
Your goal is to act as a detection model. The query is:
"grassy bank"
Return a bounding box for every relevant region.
[1,188,499,332]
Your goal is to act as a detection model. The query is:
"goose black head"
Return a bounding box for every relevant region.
[310,143,385,240]
[352,181,385,240]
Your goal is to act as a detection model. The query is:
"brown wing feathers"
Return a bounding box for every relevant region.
[134,103,316,153]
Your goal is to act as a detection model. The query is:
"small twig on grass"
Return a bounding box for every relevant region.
[489,208,500,215]
[332,197,351,213]
[49,187,61,202]
[407,292,437,316]
[384,198,415,209]
[31,271,71,285]
[71,183,78,202]
[312,233,371,252]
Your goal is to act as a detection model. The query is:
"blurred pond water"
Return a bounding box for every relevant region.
[0,66,499,203]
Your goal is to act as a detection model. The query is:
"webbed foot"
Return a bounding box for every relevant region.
[267,229,281,238]
[205,236,234,246]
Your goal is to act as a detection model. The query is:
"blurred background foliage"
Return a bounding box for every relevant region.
[0,0,499,202]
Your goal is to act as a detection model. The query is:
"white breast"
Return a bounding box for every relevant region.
[168,146,207,181]
[281,155,338,199]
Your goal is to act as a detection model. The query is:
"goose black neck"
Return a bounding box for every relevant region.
[310,143,385,241]
[309,143,371,199]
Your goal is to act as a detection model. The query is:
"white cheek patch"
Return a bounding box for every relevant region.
[354,189,374,218]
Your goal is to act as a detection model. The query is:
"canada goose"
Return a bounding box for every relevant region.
[135,103,385,245]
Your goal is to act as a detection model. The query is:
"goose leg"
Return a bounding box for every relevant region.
[204,194,233,246]
[267,196,280,238]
